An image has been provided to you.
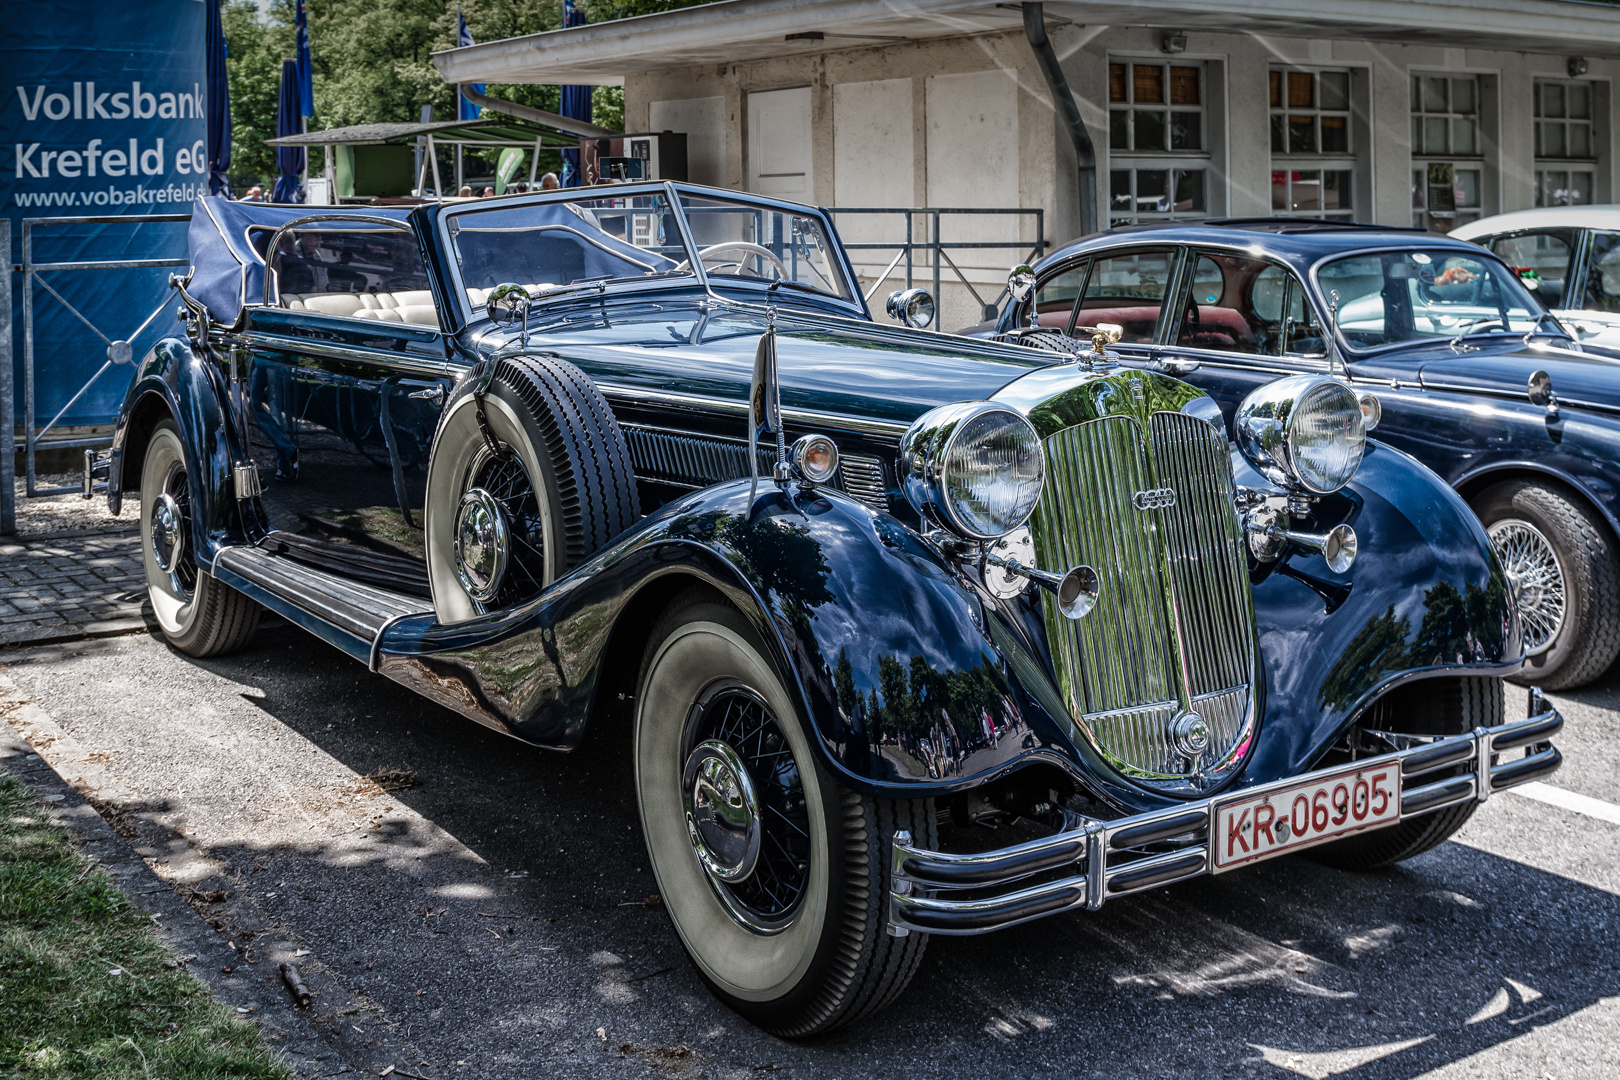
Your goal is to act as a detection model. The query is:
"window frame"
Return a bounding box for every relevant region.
[1064,245,1182,349]
[1482,227,1580,312]
[1159,245,1330,368]
[1409,72,1487,232]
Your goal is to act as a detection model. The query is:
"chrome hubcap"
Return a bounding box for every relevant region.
[150,492,185,574]
[683,739,762,883]
[453,488,509,604]
[1489,518,1566,654]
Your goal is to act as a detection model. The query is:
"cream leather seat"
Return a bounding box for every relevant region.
[281,290,440,329]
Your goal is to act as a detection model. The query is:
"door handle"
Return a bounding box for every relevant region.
[408,385,446,405]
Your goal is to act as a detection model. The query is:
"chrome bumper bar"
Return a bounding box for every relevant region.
[889,688,1563,937]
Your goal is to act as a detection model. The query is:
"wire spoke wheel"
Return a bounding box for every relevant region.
[464,442,546,612]
[1488,517,1566,654]
[682,683,811,931]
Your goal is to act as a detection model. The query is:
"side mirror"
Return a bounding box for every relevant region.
[749,323,787,494]
[1007,263,1036,328]
[885,288,935,330]
[487,282,532,347]
[1528,369,1559,418]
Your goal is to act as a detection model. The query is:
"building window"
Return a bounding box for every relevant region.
[1534,80,1597,207]
[1108,61,1209,225]
[1269,69,1357,219]
[1411,74,1484,231]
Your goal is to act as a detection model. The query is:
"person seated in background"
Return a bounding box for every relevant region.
[539,172,560,191]
[242,185,264,202]
[482,186,495,197]
[458,185,473,197]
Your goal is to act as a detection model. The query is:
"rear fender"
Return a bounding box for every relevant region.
[109,335,242,564]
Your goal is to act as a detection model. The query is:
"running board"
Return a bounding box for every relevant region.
[212,546,432,669]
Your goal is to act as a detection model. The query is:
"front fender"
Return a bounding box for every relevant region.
[109,335,242,563]
[375,480,1091,799]
[1239,439,1519,783]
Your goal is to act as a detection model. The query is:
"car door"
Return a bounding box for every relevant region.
[1563,228,1620,346]
[1071,248,1179,363]
[242,223,455,597]
[1482,227,1593,328]
[1134,248,1331,430]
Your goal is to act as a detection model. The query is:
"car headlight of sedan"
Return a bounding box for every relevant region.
[1235,375,1366,494]
[900,402,1044,539]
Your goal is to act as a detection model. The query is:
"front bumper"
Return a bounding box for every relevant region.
[889,688,1563,936]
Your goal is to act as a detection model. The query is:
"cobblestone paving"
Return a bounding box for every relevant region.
[1,476,147,647]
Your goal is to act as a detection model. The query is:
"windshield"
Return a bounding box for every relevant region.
[676,193,855,302]
[448,191,693,308]
[1318,249,1554,351]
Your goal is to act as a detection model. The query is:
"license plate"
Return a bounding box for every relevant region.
[1212,762,1401,871]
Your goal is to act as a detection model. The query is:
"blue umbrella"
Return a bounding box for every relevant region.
[559,0,591,188]
[457,7,484,121]
[205,0,232,196]
[295,0,314,119]
[272,59,304,203]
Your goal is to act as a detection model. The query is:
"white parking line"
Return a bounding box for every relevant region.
[1503,781,1620,825]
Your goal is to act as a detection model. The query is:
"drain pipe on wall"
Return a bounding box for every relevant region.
[1022,3,1096,237]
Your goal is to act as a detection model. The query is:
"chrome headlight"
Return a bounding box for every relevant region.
[900,402,1044,539]
[1235,375,1366,494]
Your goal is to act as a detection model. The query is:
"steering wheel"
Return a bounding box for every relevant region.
[677,242,790,279]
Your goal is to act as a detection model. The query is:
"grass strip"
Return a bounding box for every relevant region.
[0,772,288,1079]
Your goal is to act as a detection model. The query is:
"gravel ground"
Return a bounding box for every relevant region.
[2,625,1617,1080]
[6,472,134,536]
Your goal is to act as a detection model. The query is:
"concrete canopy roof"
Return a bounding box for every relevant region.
[432,0,1620,87]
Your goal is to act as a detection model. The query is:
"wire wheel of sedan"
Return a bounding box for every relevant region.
[1474,480,1620,690]
[138,421,260,657]
[424,355,638,623]
[635,588,935,1037]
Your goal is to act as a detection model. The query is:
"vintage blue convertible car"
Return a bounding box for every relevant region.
[982,220,1620,690]
[108,184,1561,1035]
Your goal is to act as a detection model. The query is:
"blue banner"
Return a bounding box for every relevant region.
[3,0,207,432]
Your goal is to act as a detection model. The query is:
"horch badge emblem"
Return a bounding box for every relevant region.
[1132,487,1176,510]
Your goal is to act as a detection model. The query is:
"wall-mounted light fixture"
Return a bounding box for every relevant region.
[1569,56,1589,77]
[1161,31,1187,54]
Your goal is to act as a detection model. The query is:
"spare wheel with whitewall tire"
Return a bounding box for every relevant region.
[424,355,639,623]
[634,587,937,1037]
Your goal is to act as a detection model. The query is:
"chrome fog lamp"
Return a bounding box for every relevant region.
[886,288,935,330]
[790,433,840,485]
[900,402,1045,540]
[1235,375,1366,495]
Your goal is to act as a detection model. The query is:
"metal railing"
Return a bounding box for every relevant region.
[18,213,190,505]
[827,207,1046,319]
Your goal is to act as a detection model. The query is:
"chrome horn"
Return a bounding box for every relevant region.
[983,551,1099,619]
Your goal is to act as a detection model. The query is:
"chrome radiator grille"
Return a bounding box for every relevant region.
[1029,411,1256,782]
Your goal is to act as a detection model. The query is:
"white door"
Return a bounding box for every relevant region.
[748,87,813,201]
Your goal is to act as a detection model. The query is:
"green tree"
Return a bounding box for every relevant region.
[222,0,706,191]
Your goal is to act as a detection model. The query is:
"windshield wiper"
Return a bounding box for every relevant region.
[766,278,835,300]
[1521,310,1574,346]
[1448,316,1510,351]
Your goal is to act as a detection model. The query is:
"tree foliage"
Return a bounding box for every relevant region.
[223,0,708,190]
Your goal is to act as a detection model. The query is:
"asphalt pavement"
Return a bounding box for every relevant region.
[2,622,1617,1080]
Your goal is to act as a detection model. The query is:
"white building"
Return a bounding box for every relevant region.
[436,0,1620,326]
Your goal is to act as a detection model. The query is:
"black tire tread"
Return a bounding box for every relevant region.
[1476,478,1620,690]
[177,572,262,658]
[495,355,639,569]
[774,794,935,1038]
[1310,676,1502,870]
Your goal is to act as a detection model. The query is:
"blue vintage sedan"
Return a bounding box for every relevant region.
[986,220,1620,690]
[107,187,1559,1034]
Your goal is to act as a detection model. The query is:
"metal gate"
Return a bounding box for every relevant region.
[1,212,191,534]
